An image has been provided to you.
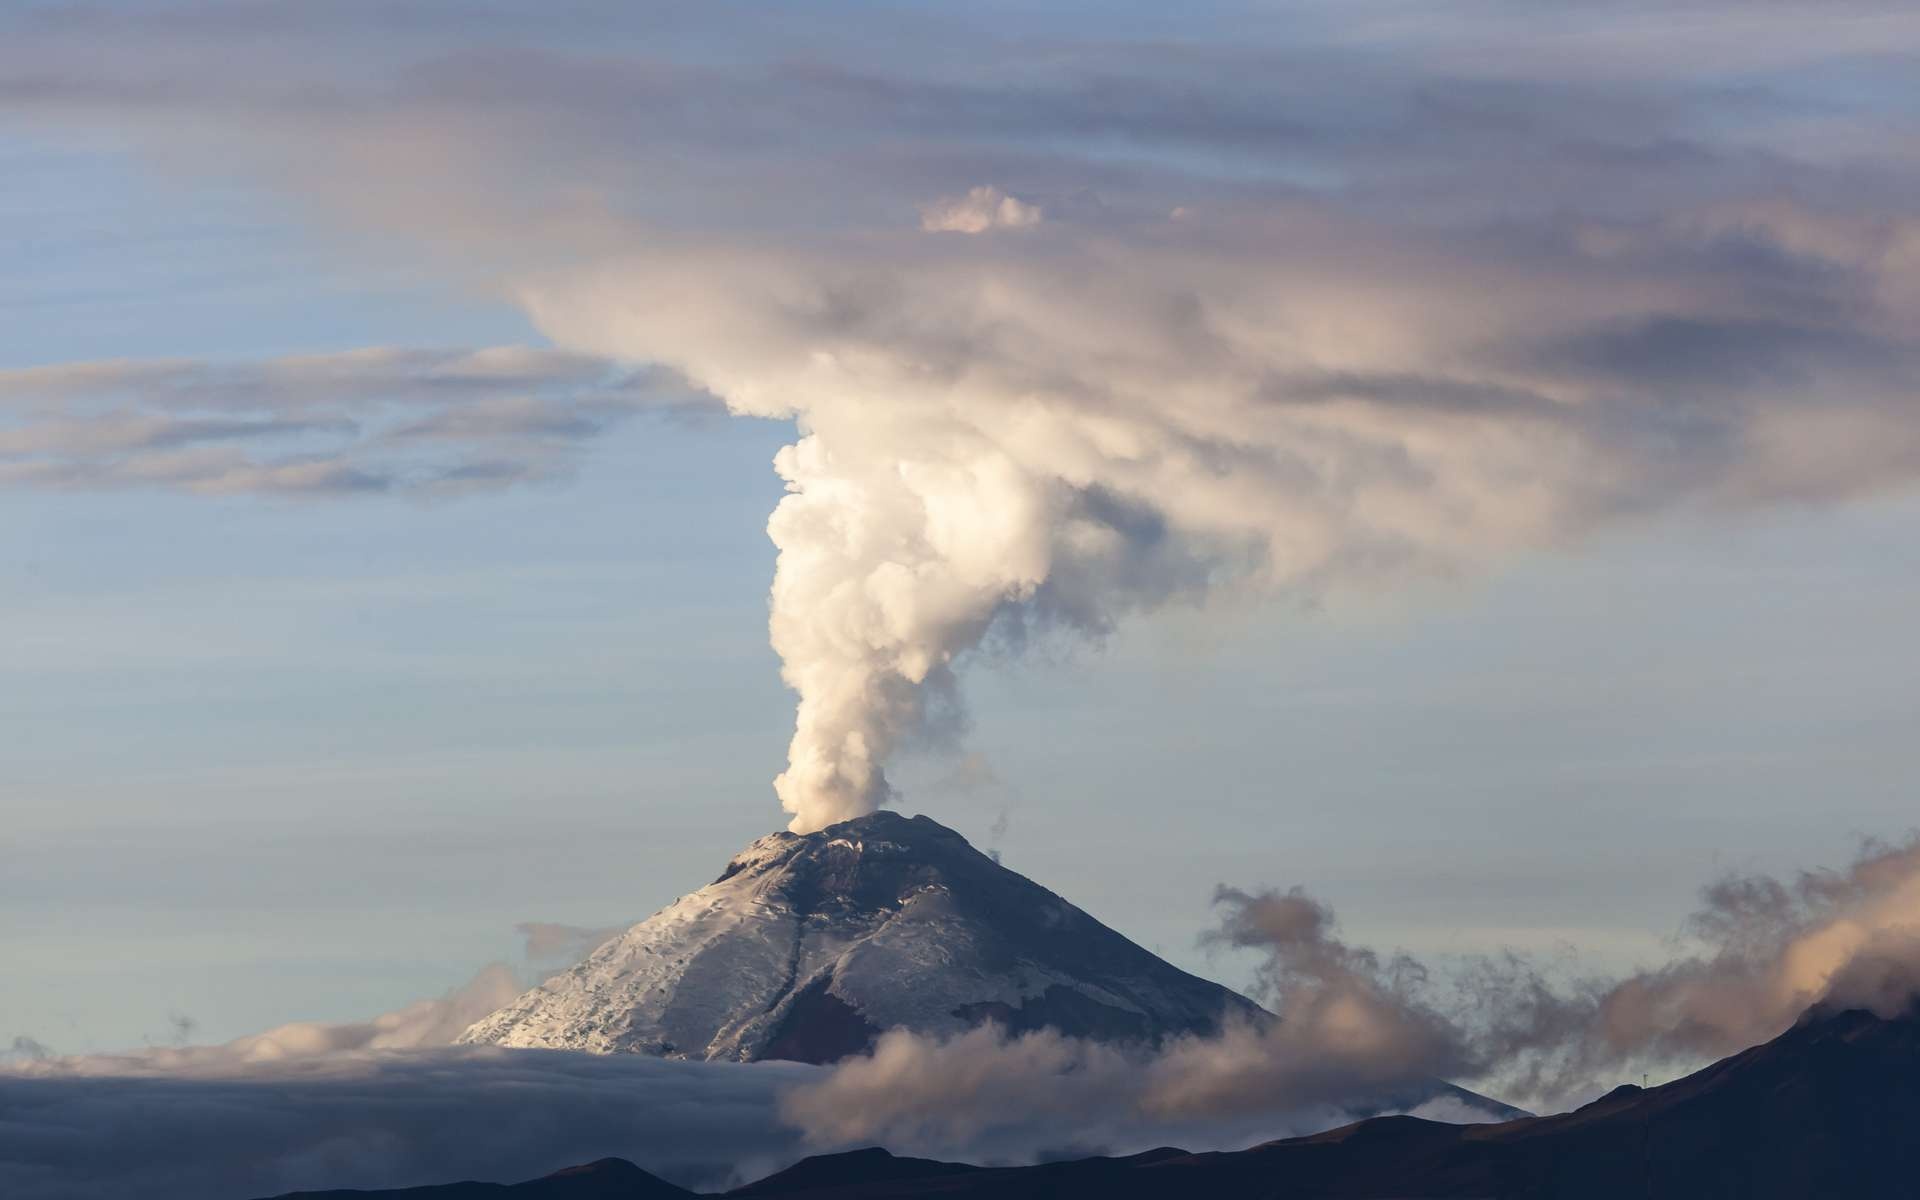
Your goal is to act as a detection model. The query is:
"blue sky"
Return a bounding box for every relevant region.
[3,2,1920,1054]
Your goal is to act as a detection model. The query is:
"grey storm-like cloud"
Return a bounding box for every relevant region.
[3,2,1918,829]
[0,347,712,497]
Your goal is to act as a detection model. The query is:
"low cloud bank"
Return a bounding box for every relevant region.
[0,1049,810,1200]
[1,953,812,1200]
[34,964,526,1074]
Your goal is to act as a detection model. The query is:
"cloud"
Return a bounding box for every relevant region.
[40,965,526,1072]
[920,186,1042,234]
[781,878,1495,1155]
[1465,835,1920,1100]
[778,1020,1508,1166]
[0,347,712,498]
[2,3,1918,827]
[0,1049,811,1200]
[0,960,811,1200]
[516,922,628,966]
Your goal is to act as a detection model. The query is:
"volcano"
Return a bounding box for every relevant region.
[459,811,1269,1063]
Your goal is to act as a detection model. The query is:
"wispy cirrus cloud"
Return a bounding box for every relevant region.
[0,347,714,497]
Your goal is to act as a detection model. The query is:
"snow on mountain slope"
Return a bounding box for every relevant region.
[458,811,1267,1063]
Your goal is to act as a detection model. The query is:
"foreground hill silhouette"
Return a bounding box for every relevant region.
[269,1000,1920,1198]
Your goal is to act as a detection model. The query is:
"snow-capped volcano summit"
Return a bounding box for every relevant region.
[457,810,1268,1063]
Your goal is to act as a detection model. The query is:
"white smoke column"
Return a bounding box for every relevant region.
[763,417,1049,824]
[737,214,1461,831]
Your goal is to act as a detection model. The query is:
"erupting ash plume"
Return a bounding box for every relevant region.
[529,194,1920,830]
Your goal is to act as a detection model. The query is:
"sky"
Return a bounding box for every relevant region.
[3,0,1920,1058]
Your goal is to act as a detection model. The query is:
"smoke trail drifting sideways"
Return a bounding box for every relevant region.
[783,836,1920,1146]
[779,880,1490,1154]
[1471,835,1920,1100]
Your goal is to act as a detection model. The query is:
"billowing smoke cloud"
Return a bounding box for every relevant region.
[779,1021,1505,1164]
[524,201,1920,831]
[782,882,1496,1153]
[785,836,1920,1143]
[1469,835,1920,1100]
